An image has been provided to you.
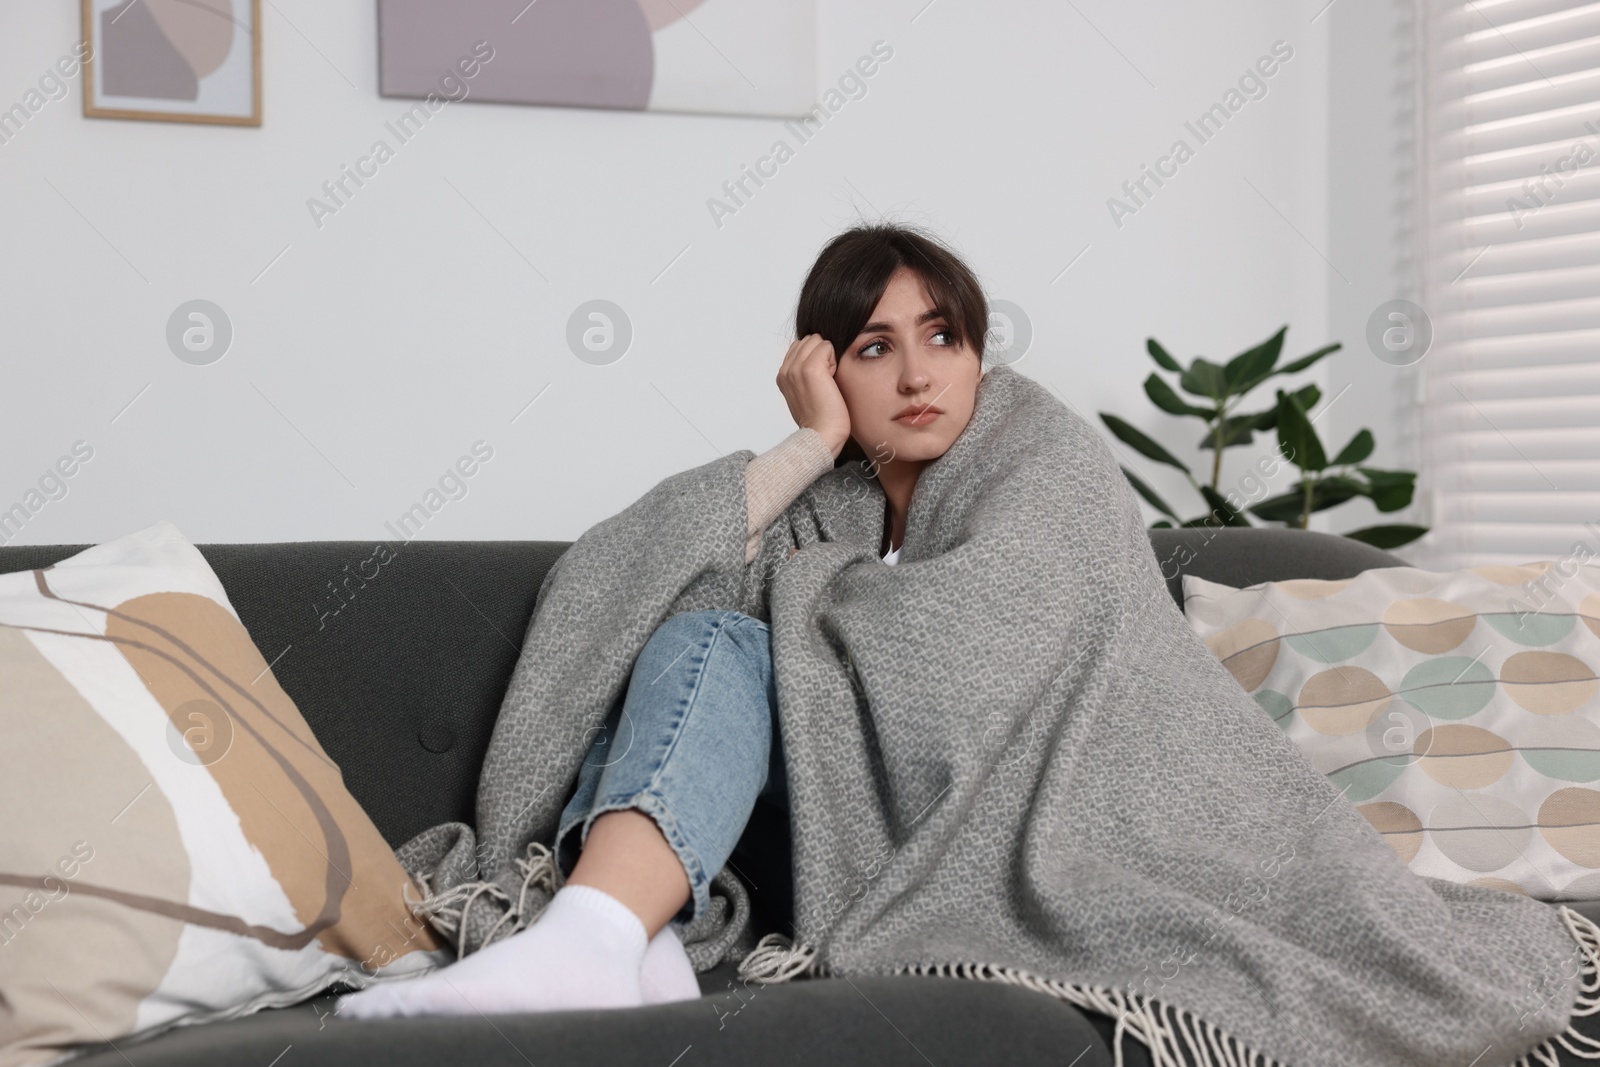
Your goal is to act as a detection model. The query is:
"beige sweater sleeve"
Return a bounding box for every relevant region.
[745,427,837,563]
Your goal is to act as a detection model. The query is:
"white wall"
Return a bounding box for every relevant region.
[1324,0,1429,556]
[0,1,1341,547]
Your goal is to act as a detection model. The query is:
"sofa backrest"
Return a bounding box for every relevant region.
[0,529,1404,852]
[1146,526,1406,606]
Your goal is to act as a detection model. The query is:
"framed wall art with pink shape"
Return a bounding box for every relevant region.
[81,0,261,126]
[377,0,818,119]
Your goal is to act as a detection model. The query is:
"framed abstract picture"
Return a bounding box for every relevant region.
[81,0,262,126]
[376,0,817,119]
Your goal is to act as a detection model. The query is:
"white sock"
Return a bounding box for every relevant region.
[335,884,647,1019]
[639,923,701,1004]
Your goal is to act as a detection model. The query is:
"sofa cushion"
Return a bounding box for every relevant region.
[0,538,565,856]
[0,522,450,1067]
[60,964,1125,1067]
[1181,559,1600,900]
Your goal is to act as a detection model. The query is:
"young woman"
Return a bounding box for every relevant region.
[338,222,989,1018]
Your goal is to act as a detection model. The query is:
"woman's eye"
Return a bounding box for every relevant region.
[858,330,954,357]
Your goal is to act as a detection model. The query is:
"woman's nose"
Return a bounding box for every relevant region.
[898,351,931,389]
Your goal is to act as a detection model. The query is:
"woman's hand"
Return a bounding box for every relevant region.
[778,333,852,458]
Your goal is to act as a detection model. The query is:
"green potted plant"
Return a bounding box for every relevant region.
[1098,326,1427,549]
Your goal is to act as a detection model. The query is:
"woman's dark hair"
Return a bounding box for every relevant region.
[794,222,988,467]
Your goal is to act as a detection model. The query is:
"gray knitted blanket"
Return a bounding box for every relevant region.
[394,364,1600,1066]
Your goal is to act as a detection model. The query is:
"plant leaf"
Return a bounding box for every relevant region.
[1356,466,1417,511]
[1245,384,1320,433]
[1179,358,1228,401]
[1240,404,1284,432]
[1199,484,1253,526]
[1274,342,1341,376]
[1287,383,1323,415]
[1147,338,1183,373]
[1224,325,1287,394]
[1099,414,1192,474]
[1197,414,1259,451]
[1120,465,1181,520]
[1144,374,1215,418]
[1357,467,1415,486]
[1319,473,1371,493]
[1247,478,1362,522]
[1275,389,1328,472]
[1331,429,1375,466]
[1343,524,1428,549]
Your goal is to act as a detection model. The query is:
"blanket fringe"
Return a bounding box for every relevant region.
[735,906,1600,1067]
[401,841,562,954]
[737,932,821,984]
[1508,906,1600,1066]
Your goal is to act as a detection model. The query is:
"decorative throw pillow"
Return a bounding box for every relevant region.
[0,521,449,1067]
[1182,559,1600,902]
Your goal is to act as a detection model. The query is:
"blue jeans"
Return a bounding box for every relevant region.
[555,609,786,926]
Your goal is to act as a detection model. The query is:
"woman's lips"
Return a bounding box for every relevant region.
[894,409,941,427]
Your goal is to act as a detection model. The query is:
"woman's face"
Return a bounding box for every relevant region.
[833,266,984,468]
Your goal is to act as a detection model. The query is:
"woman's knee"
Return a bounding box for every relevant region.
[645,610,770,669]
[636,609,774,735]
[651,608,761,637]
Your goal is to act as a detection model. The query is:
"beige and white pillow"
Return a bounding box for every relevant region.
[1183,558,1600,902]
[0,521,449,1067]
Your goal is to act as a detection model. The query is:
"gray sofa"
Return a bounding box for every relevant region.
[6,527,1592,1066]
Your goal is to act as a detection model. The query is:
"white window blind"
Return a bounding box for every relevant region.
[1418,0,1600,568]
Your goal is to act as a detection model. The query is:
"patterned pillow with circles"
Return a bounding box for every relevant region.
[1181,559,1600,901]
